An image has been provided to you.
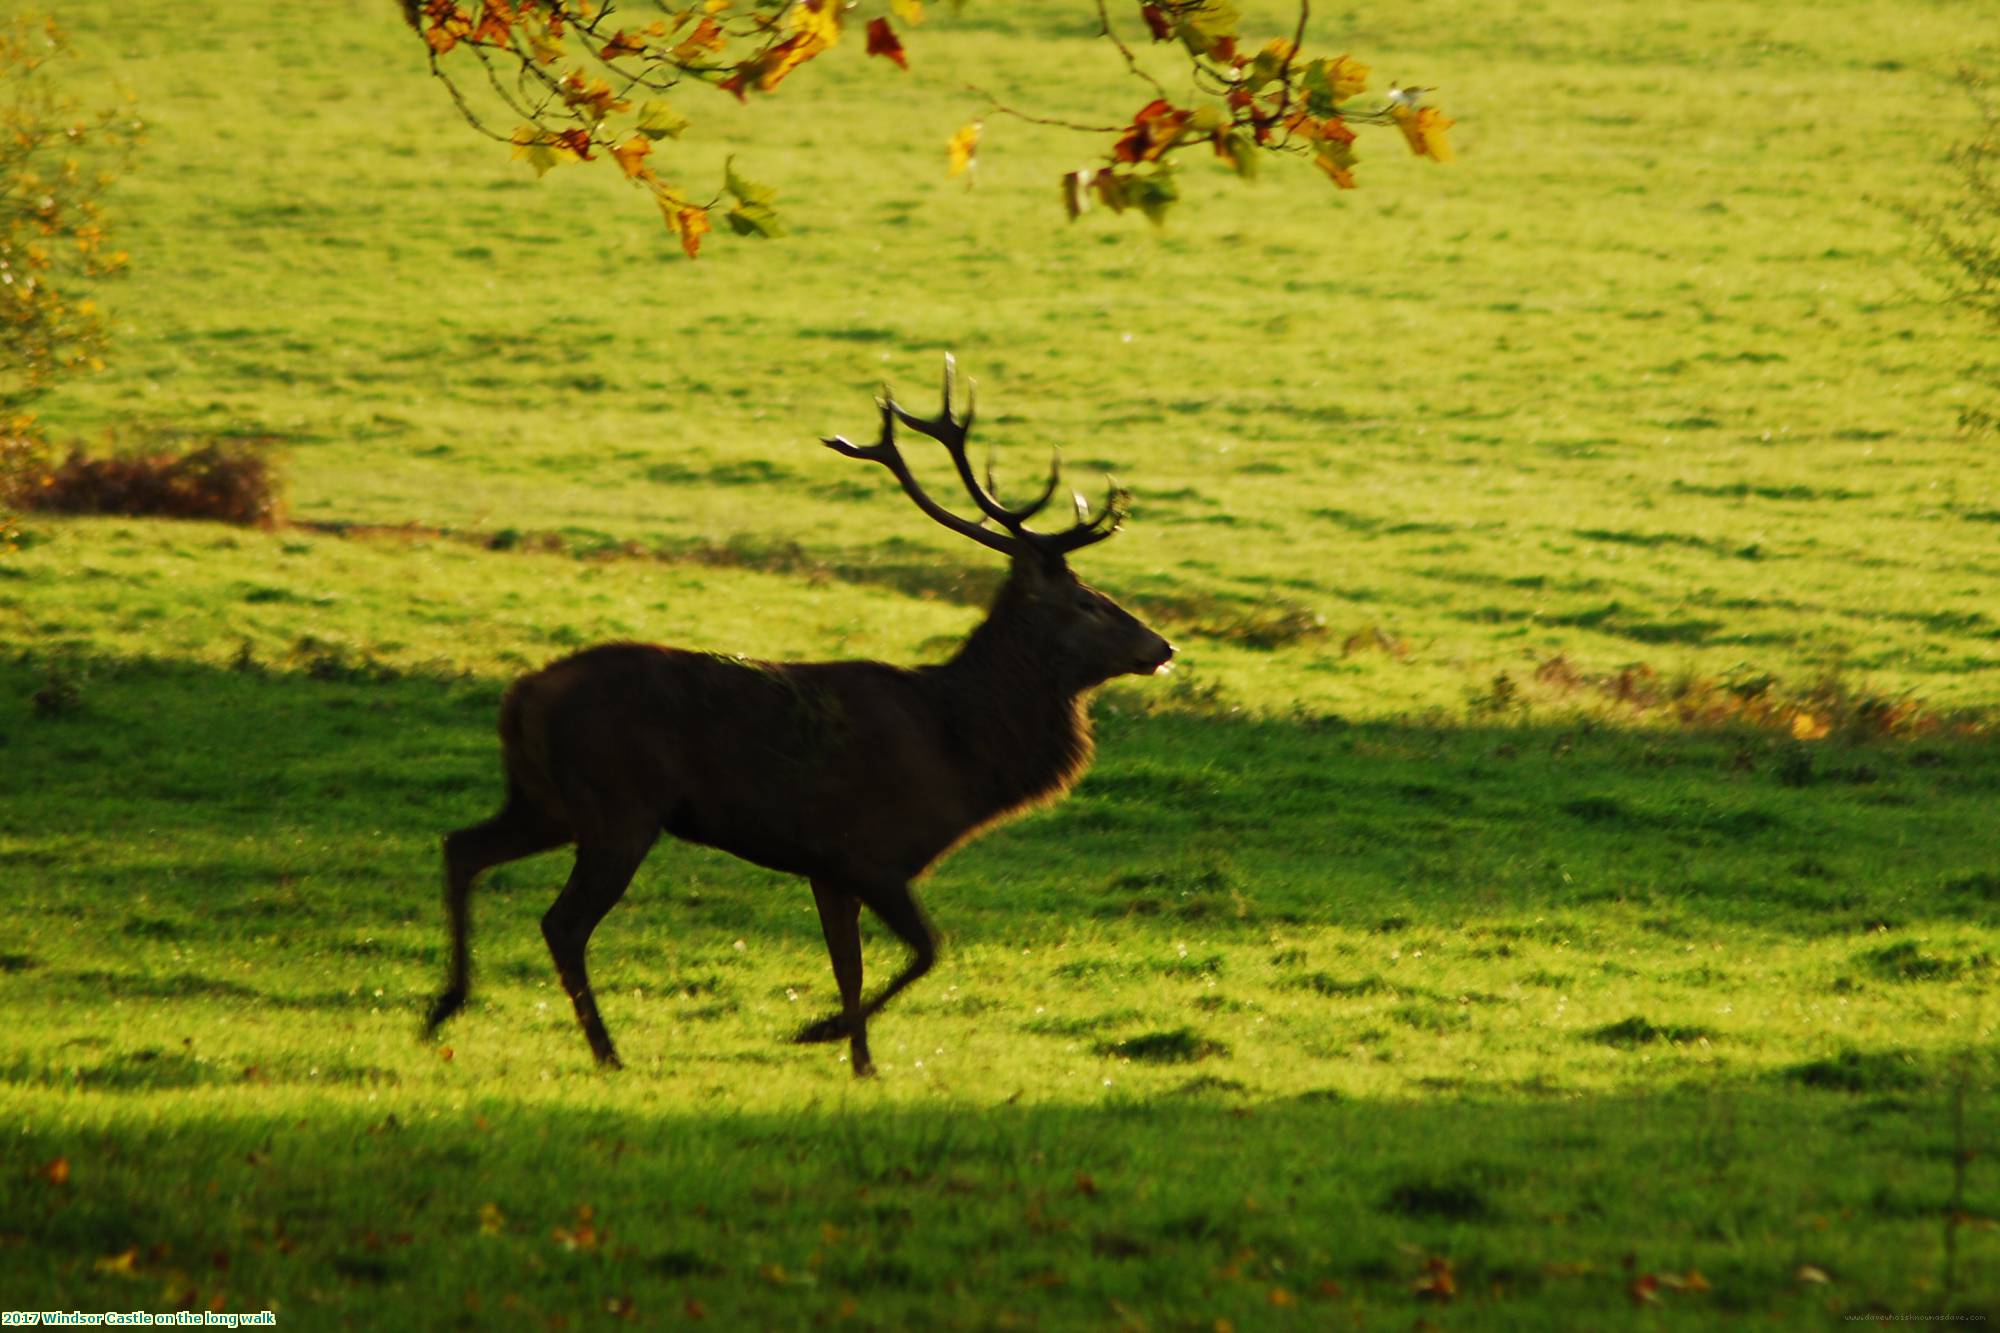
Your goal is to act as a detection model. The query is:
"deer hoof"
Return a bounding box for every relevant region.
[793,1013,849,1044]
[424,989,466,1035]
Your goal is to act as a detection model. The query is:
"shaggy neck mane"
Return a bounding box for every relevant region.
[928,594,1094,823]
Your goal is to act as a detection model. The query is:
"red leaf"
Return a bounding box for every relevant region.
[865,18,908,69]
[1140,4,1171,41]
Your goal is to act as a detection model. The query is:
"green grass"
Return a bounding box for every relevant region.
[3,0,1998,1325]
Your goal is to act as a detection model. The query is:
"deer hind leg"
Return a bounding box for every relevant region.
[796,880,871,1073]
[795,877,936,1079]
[542,827,656,1069]
[427,789,570,1036]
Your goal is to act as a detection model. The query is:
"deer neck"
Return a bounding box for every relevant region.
[931,608,1095,817]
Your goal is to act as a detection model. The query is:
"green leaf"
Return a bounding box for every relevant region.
[1186,105,1228,136]
[725,202,784,238]
[1131,168,1178,225]
[1218,130,1257,180]
[724,157,777,208]
[636,100,690,140]
[1299,62,1336,118]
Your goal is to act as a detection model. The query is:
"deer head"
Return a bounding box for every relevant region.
[822,356,1175,691]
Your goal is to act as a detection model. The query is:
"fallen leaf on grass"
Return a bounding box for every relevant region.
[478,1202,506,1237]
[1412,1256,1456,1301]
[42,1156,69,1186]
[1796,1265,1832,1285]
[95,1247,138,1275]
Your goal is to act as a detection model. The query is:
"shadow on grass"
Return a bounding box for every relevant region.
[1,652,1996,946]
[1,1071,1991,1326]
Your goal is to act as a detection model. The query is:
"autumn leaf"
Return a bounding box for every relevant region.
[790,0,842,48]
[468,0,516,47]
[43,1156,70,1186]
[947,121,981,180]
[1412,1256,1457,1301]
[94,1247,138,1275]
[668,204,712,258]
[611,136,653,179]
[478,1202,506,1236]
[598,29,647,60]
[560,71,628,122]
[1172,0,1238,59]
[424,2,473,54]
[1791,711,1830,741]
[670,17,725,62]
[890,0,926,23]
[510,124,578,177]
[1140,4,1171,41]
[636,100,689,140]
[1061,168,1091,220]
[1113,99,1192,164]
[866,18,908,69]
[1629,1273,1661,1306]
[724,32,827,99]
[1390,102,1455,162]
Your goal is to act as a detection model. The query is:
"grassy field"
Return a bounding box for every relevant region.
[2,0,1997,1326]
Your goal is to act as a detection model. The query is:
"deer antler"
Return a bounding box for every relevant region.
[823,354,1129,562]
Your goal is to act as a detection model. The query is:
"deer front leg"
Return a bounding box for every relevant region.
[798,879,872,1075]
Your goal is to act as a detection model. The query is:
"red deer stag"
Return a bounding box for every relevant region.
[425,357,1175,1075]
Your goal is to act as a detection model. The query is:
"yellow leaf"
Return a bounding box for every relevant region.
[94,1247,137,1274]
[1795,1265,1832,1286]
[479,1202,506,1236]
[1324,54,1369,100]
[790,0,841,47]
[1390,103,1455,162]
[947,121,981,179]
[890,0,925,24]
[1791,711,1830,741]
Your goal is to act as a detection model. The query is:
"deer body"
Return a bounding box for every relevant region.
[426,360,1172,1075]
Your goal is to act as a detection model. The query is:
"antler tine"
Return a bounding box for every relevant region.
[1029,476,1130,558]
[820,392,1017,558]
[825,357,1133,564]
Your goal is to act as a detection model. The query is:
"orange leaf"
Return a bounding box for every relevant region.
[671,17,725,61]
[599,28,647,59]
[1629,1273,1661,1306]
[611,136,653,179]
[865,17,907,69]
[1112,99,1191,164]
[1267,1287,1295,1308]
[469,1,516,46]
[43,1156,70,1186]
[1073,1172,1098,1196]
[671,205,711,258]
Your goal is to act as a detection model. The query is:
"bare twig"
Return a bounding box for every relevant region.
[1094,0,1166,100]
[968,85,1122,134]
